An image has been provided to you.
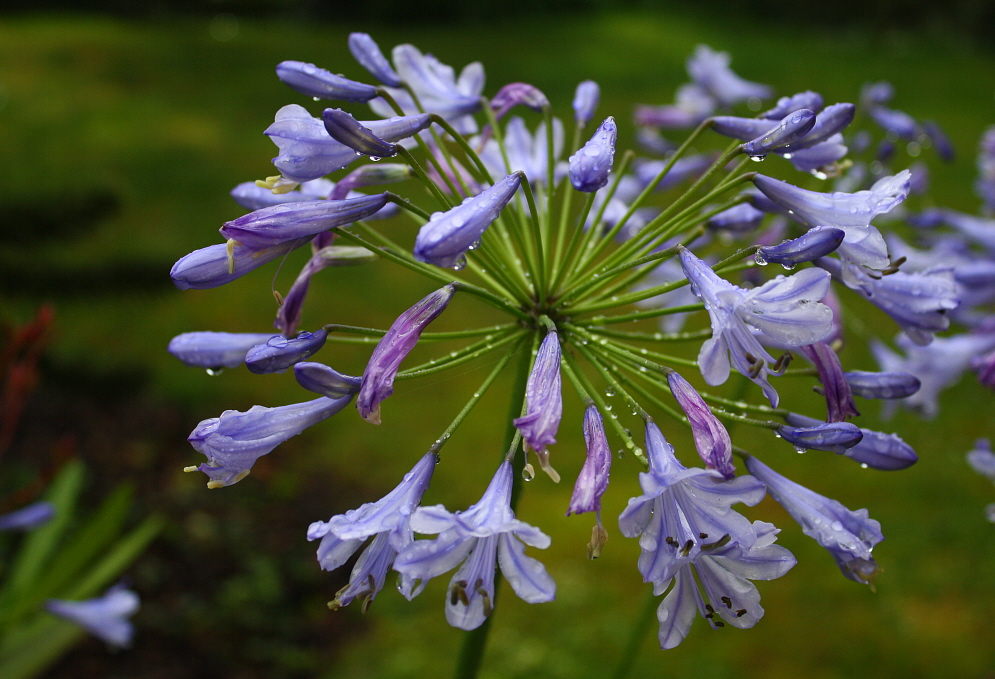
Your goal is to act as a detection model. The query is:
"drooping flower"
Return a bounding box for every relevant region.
[777,421,863,454]
[308,451,436,610]
[755,227,845,269]
[321,109,432,158]
[667,371,734,478]
[567,405,612,516]
[799,341,860,422]
[514,328,563,473]
[489,82,549,120]
[168,332,276,370]
[394,461,556,631]
[843,370,921,400]
[618,422,794,649]
[744,456,884,586]
[357,285,455,424]
[275,60,378,102]
[294,362,362,399]
[187,396,351,487]
[413,173,522,269]
[679,247,833,405]
[46,585,140,648]
[170,239,303,291]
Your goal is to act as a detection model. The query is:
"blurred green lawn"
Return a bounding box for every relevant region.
[2,9,995,679]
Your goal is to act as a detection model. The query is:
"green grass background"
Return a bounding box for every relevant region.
[1,8,994,679]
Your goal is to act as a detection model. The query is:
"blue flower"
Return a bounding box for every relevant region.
[744,456,883,586]
[514,328,563,474]
[46,585,139,648]
[276,60,378,102]
[347,33,402,87]
[170,239,302,291]
[167,332,274,370]
[244,330,328,374]
[0,501,55,531]
[686,45,771,107]
[798,341,860,422]
[667,372,734,479]
[572,80,600,126]
[308,451,436,610]
[784,412,917,470]
[569,117,617,192]
[567,405,612,516]
[394,461,556,630]
[618,422,794,648]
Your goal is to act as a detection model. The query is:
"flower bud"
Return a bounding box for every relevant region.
[245,330,328,374]
[276,61,378,102]
[348,33,402,87]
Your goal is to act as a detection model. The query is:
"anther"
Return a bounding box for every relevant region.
[699,532,708,539]
[680,539,694,556]
[666,536,679,548]
[721,596,733,609]
[700,534,731,551]
[736,609,747,617]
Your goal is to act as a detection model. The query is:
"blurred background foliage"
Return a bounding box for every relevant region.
[1,3,994,678]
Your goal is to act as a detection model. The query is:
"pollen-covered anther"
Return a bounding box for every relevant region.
[680,539,694,556]
[773,352,793,373]
[881,256,907,276]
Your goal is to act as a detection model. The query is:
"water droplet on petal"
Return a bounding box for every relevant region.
[522,464,535,481]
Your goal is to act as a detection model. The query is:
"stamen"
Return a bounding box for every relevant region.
[699,532,708,539]
[700,534,731,551]
[721,596,732,608]
[476,584,493,617]
[666,536,679,548]
[680,539,694,556]
[736,609,747,617]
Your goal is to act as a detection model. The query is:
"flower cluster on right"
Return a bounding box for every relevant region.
[168,37,995,649]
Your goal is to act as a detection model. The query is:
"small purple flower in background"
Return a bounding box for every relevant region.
[46,585,139,648]
[667,371,734,478]
[0,501,55,531]
[514,328,563,479]
[843,370,921,400]
[187,396,351,487]
[357,285,455,424]
[686,44,771,107]
[489,82,549,120]
[966,439,995,523]
[618,421,794,648]
[308,451,436,610]
[745,456,884,586]
[572,80,600,126]
[569,117,617,192]
[479,118,564,188]
[394,461,556,631]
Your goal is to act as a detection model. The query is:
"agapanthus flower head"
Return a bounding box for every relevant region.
[244,330,328,374]
[46,585,139,648]
[308,451,436,610]
[744,456,883,586]
[347,32,402,87]
[357,285,455,424]
[188,396,351,487]
[168,331,276,370]
[569,116,617,192]
[394,461,556,630]
[514,328,563,471]
[414,173,522,269]
[567,405,611,516]
[275,60,379,102]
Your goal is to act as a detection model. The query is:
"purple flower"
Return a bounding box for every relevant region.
[46,585,139,648]
[843,370,921,399]
[785,413,917,470]
[634,83,714,129]
[187,396,351,487]
[707,203,765,235]
[799,342,860,422]
[276,61,378,102]
[230,181,314,210]
[0,501,55,531]
[322,109,431,158]
[394,461,556,630]
[514,328,563,462]
[569,117,617,192]
[686,45,771,107]
[761,91,824,119]
[618,422,794,649]
[307,452,436,610]
[478,117,564,188]
[168,332,275,370]
[572,80,600,126]
[667,372,734,479]
[170,239,302,291]
[777,421,863,454]
[220,195,389,250]
[741,109,816,157]
[348,33,402,87]
[972,348,995,389]
[357,285,455,424]
[744,456,883,586]
[756,226,845,268]
[679,247,833,406]
[294,361,362,399]
[244,330,328,374]
[868,106,919,140]
[966,438,995,482]
[567,405,611,515]
[489,82,549,120]
[413,174,522,269]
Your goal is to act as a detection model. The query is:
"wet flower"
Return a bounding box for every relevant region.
[244,330,328,374]
[569,117,617,192]
[168,331,275,370]
[567,405,612,515]
[514,328,563,473]
[394,461,556,630]
[667,372,734,478]
[276,60,378,102]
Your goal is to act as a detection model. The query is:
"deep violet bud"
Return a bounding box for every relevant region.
[357,285,455,424]
[778,422,863,454]
[761,91,824,119]
[168,331,276,370]
[0,501,55,531]
[710,116,780,143]
[573,80,600,126]
[188,396,351,487]
[348,33,402,87]
[785,413,917,470]
[667,371,734,479]
[843,370,921,399]
[322,109,431,158]
[514,329,563,465]
[800,342,860,422]
[295,362,362,399]
[220,195,389,250]
[245,330,328,374]
[170,239,303,291]
[276,60,378,102]
[46,585,139,648]
[744,456,883,586]
[741,109,816,157]
[569,117,617,192]
[414,173,522,269]
[567,405,611,515]
[756,226,845,267]
[490,83,549,119]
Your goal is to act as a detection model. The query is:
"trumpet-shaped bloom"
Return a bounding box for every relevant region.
[394,461,556,630]
[357,285,455,424]
[618,422,794,649]
[514,328,563,456]
[308,451,436,610]
[46,585,139,648]
[744,456,883,585]
[188,396,351,487]
[679,247,833,406]
[414,174,522,269]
